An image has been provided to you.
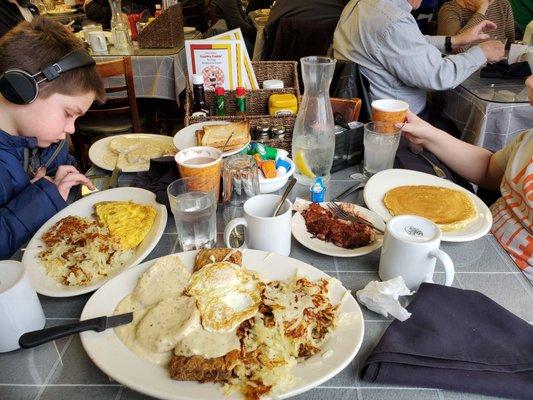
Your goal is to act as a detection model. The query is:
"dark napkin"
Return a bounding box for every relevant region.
[131,156,180,209]
[360,283,533,399]
[480,61,531,79]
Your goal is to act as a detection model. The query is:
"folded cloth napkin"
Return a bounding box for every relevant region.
[360,283,533,399]
[131,156,180,210]
[480,61,532,79]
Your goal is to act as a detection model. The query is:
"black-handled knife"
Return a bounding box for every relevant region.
[19,312,133,349]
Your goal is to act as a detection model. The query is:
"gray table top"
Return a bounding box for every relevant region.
[3,165,532,400]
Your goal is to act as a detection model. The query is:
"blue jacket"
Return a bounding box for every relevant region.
[0,130,75,259]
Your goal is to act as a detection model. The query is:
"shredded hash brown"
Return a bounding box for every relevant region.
[227,275,339,400]
[39,216,133,286]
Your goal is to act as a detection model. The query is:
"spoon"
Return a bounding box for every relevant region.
[272,177,296,217]
[407,145,448,180]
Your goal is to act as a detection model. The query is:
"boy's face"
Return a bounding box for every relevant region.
[16,91,95,147]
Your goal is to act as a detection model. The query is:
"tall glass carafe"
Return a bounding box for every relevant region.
[108,0,132,52]
[292,56,336,185]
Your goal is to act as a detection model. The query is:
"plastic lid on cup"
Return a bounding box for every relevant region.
[192,74,204,85]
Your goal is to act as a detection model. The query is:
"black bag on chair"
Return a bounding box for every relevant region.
[330,60,372,123]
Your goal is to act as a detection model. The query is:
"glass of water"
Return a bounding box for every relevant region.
[363,122,401,176]
[167,177,218,251]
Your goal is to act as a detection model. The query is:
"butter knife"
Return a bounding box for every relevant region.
[19,312,133,349]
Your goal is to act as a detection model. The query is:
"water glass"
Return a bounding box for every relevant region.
[167,177,218,251]
[363,122,401,176]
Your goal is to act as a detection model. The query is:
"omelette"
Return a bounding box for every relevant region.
[383,185,477,231]
[95,201,157,249]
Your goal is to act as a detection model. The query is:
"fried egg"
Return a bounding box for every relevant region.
[94,201,157,250]
[187,262,262,332]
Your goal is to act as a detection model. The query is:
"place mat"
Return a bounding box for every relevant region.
[131,156,180,209]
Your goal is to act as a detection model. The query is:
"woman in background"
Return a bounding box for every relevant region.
[438,0,515,50]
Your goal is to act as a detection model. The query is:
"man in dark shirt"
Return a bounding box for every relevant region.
[84,0,154,29]
[210,0,256,54]
[263,0,350,59]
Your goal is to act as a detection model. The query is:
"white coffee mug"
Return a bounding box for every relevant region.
[88,31,108,53]
[378,215,454,291]
[82,24,103,42]
[224,194,292,256]
[0,260,45,352]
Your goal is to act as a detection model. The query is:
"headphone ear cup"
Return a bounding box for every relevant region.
[0,69,39,105]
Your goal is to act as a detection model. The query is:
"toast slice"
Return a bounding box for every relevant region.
[194,248,243,272]
[196,121,250,151]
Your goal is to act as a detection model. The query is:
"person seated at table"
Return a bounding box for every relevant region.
[399,75,533,281]
[437,0,515,50]
[83,0,154,29]
[333,0,505,122]
[246,0,274,13]
[0,0,39,38]
[0,17,104,259]
[210,0,256,54]
[264,0,350,60]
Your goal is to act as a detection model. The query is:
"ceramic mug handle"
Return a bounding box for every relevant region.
[429,249,455,286]
[224,217,247,249]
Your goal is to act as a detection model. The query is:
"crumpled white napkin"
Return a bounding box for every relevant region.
[355,276,413,321]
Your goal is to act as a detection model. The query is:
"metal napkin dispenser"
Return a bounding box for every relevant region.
[331,122,364,173]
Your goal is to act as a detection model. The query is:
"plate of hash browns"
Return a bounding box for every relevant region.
[22,187,167,297]
[80,249,364,400]
[292,202,385,257]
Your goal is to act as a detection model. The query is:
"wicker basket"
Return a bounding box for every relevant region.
[184,61,299,155]
[138,4,184,49]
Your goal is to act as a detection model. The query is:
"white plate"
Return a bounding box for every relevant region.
[363,169,492,242]
[292,203,384,257]
[22,188,167,297]
[88,134,176,173]
[173,121,250,157]
[80,250,364,400]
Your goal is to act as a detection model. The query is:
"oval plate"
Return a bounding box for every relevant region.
[363,169,492,242]
[80,249,364,400]
[292,203,384,257]
[22,187,167,297]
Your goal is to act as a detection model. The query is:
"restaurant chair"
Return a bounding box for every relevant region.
[72,57,143,171]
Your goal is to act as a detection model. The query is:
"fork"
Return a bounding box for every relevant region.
[326,202,384,234]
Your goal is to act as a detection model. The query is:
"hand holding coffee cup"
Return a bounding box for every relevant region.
[379,215,454,291]
[223,194,292,256]
[371,99,409,133]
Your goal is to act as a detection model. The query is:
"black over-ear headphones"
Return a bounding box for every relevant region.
[0,48,96,105]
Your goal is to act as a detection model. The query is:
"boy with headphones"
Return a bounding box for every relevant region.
[0,17,105,259]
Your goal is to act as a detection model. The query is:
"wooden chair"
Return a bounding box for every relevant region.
[331,98,362,124]
[72,57,142,170]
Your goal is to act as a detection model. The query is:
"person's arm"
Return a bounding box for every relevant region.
[398,111,504,189]
[377,18,504,91]
[0,174,67,259]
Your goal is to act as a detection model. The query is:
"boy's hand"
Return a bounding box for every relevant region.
[395,111,440,147]
[526,75,533,105]
[53,166,95,200]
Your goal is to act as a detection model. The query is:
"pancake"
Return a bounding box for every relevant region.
[383,185,477,231]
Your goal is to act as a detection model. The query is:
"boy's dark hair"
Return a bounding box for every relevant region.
[0,17,105,102]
